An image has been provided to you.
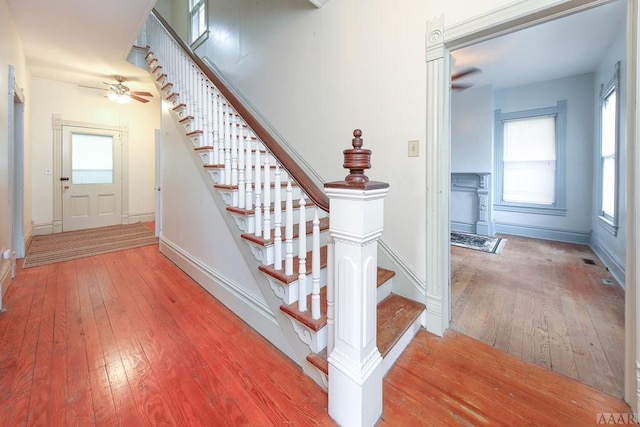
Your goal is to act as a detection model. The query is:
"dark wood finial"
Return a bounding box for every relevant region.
[343,129,371,183]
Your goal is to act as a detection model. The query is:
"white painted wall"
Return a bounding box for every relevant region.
[592,22,627,280]
[177,0,431,280]
[0,0,30,294]
[493,73,596,234]
[30,77,159,231]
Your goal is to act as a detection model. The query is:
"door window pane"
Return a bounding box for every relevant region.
[71,133,114,184]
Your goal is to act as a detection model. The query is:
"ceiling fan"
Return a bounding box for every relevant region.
[451,67,481,91]
[104,76,153,104]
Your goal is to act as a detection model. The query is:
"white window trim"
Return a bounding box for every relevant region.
[189,0,209,48]
[494,100,567,216]
[598,61,621,236]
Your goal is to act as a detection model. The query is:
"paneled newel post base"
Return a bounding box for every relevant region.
[324,130,389,427]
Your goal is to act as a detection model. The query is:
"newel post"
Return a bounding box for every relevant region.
[324,130,389,427]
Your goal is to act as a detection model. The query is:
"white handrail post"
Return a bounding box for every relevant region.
[324,130,388,427]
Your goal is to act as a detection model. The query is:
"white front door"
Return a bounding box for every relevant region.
[62,126,122,231]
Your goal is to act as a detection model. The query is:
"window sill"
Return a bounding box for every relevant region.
[598,215,618,236]
[494,203,567,216]
[190,30,209,50]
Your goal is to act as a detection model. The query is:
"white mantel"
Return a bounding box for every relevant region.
[451,172,494,236]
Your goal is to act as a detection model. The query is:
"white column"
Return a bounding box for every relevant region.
[324,181,389,427]
[425,15,451,336]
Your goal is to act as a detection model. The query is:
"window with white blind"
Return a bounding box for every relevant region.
[494,100,567,215]
[189,0,208,47]
[599,62,620,235]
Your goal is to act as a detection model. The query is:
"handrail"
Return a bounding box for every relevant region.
[150,9,330,212]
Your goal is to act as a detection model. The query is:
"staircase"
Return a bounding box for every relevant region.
[138,10,426,426]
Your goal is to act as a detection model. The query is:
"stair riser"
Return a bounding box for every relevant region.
[263,268,328,306]
[216,187,304,208]
[244,229,330,265]
[227,208,328,233]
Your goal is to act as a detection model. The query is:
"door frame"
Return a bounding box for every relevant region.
[426,0,638,410]
[52,115,130,233]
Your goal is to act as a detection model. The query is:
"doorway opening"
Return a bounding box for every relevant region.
[447,0,627,397]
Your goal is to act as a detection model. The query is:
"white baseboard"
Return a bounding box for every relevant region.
[378,240,426,303]
[33,223,54,236]
[494,222,591,245]
[590,235,626,289]
[159,236,296,360]
[0,261,12,310]
[127,213,155,223]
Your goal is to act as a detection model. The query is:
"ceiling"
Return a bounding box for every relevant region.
[6,0,626,95]
[451,0,627,90]
[7,0,156,91]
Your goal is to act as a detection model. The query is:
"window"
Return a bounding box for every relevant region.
[189,0,208,47]
[494,100,567,215]
[71,133,114,184]
[599,62,620,235]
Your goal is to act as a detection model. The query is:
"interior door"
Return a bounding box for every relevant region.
[62,126,122,231]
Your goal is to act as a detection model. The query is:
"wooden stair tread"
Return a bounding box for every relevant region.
[259,246,328,284]
[215,181,298,192]
[227,199,312,217]
[305,294,424,375]
[280,287,328,331]
[241,217,329,246]
[279,266,395,331]
[194,145,214,151]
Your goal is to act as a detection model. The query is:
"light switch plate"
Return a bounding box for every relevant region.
[408,140,419,157]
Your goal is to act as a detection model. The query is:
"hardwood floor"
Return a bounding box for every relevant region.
[451,234,625,397]
[0,243,629,425]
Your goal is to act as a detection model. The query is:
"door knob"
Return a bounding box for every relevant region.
[60,177,70,181]
[63,186,70,189]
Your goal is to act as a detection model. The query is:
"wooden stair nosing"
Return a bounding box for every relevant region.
[226,199,314,217]
[179,115,194,124]
[259,246,328,284]
[216,181,301,195]
[280,286,328,332]
[306,294,425,375]
[241,217,329,247]
[194,146,214,151]
[280,267,395,333]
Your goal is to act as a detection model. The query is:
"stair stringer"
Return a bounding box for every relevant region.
[160,105,329,387]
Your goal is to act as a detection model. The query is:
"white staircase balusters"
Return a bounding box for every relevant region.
[254,145,262,237]
[273,165,283,271]
[311,209,321,320]
[196,73,204,143]
[223,105,231,185]
[244,133,256,233]
[297,196,307,313]
[205,83,213,149]
[327,236,335,354]
[237,128,245,210]
[230,111,239,207]
[212,93,220,165]
[217,96,224,167]
[263,153,271,241]
[285,179,294,275]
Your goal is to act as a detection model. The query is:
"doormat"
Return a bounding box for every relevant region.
[23,223,158,268]
[451,231,506,254]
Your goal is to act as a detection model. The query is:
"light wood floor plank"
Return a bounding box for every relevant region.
[0,238,629,425]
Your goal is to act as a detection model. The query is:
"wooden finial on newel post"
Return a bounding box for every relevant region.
[343,129,370,184]
[326,128,389,190]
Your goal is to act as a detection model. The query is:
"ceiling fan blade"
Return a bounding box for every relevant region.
[131,91,153,97]
[451,83,472,90]
[451,67,481,81]
[131,94,150,103]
